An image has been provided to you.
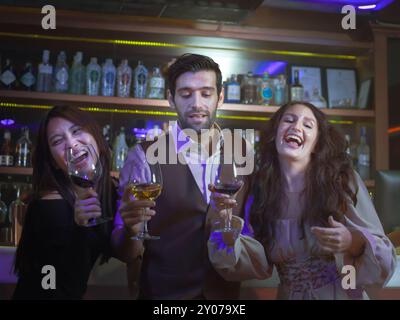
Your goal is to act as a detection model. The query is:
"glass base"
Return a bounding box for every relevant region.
[85,217,113,227]
[214,227,240,235]
[131,232,160,241]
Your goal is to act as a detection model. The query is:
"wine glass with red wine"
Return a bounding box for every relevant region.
[210,150,244,233]
[67,144,109,227]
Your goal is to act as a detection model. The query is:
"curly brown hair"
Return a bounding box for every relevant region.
[250,101,358,247]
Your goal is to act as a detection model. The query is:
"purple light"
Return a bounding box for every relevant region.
[0,119,15,126]
[358,4,377,9]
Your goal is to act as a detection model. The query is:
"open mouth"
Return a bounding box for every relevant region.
[284,133,304,148]
[72,151,89,165]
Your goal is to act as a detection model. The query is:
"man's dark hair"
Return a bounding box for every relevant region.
[167,53,222,98]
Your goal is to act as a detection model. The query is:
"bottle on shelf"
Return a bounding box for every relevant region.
[19,62,36,91]
[0,130,14,167]
[225,75,241,103]
[0,59,17,90]
[53,51,69,93]
[242,71,257,105]
[133,61,148,99]
[147,67,165,99]
[273,74,288,106]
[259,72,273,106]
[102,124,112,150]
[36,50,53,92]
[86,57,101,96]
[309,87,327,108]
[345,134,357,168]
[15,127,32,167]
[101,58,116,97]
[117,59,132,98]
[112,127,129,171]
[357,126,370,180]
[9,184,27,245]
[290,69,304,102]
[0,191,10,243]
[69,51,85,95]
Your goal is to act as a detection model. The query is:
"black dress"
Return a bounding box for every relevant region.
[12,198,114,300]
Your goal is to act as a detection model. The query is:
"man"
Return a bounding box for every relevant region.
[111,54,263,299]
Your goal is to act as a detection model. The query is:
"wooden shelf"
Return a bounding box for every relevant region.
[0,167,120,179]
[1,90,375,118]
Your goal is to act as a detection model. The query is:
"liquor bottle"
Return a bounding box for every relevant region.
[69,52,85,95]
[309,87,327,108]
[0,192,10,243]
[260,72,273,106]
[357,127,370,180]
[19,62,36,91]
[290,70,304,102]
[9,185,27,245]
[117,59,132,98]
[273,74,288,106]
[112,127,129,171]
[225,75,241,103]
[0,130,13,167]
[15,127,32,167]
[147,67,165,99]
[36,50,53,92]
[86,57,101,96]
[133,61,148,99]
[0,59,17,90]
[103,124,112,150]
[344,134,357,168]
[242,71,257,104]
[53,51,69,93]
[101,58,116,97]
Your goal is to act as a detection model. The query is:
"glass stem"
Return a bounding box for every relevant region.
[143,208,149,234]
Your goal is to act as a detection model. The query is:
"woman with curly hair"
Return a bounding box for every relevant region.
[208,101,396,300]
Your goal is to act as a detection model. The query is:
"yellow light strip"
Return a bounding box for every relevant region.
[1,102,268,121]
[328,120,354,125]
[0,31,357,60]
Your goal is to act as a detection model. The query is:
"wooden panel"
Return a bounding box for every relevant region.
[373,31,390,170]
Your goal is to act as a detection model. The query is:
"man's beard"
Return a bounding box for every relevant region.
[176,105,218,133]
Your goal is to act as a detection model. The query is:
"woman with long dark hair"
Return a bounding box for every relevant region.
[209,101,396,299]
[13,106,117,299]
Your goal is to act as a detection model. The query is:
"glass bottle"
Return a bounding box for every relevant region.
[273,74,288,106]
[242,71,257,104]
[147,67,165,99]
[117,59,132,98]
[53,51,69,93]
[133,61,148,99]
[0,59,17,90]
[19,62,36,91]
[0,192,10,243]
[9,185,27,245]
[15,127,32,167]
[309,87,327,108]
[225,75,241,103]
[290,69,304,102]
[0,130,14,167]
[36,50,53,92]
[357,127,370,180]
[69,51,85,95]
[112,127,129,171]
[86,57,101,96]
[101,58,116,97]
[260,72,273,106]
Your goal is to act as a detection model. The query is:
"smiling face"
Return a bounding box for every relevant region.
[168,70,224,133]
[275,104,319,165]
[47,117,99,173]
